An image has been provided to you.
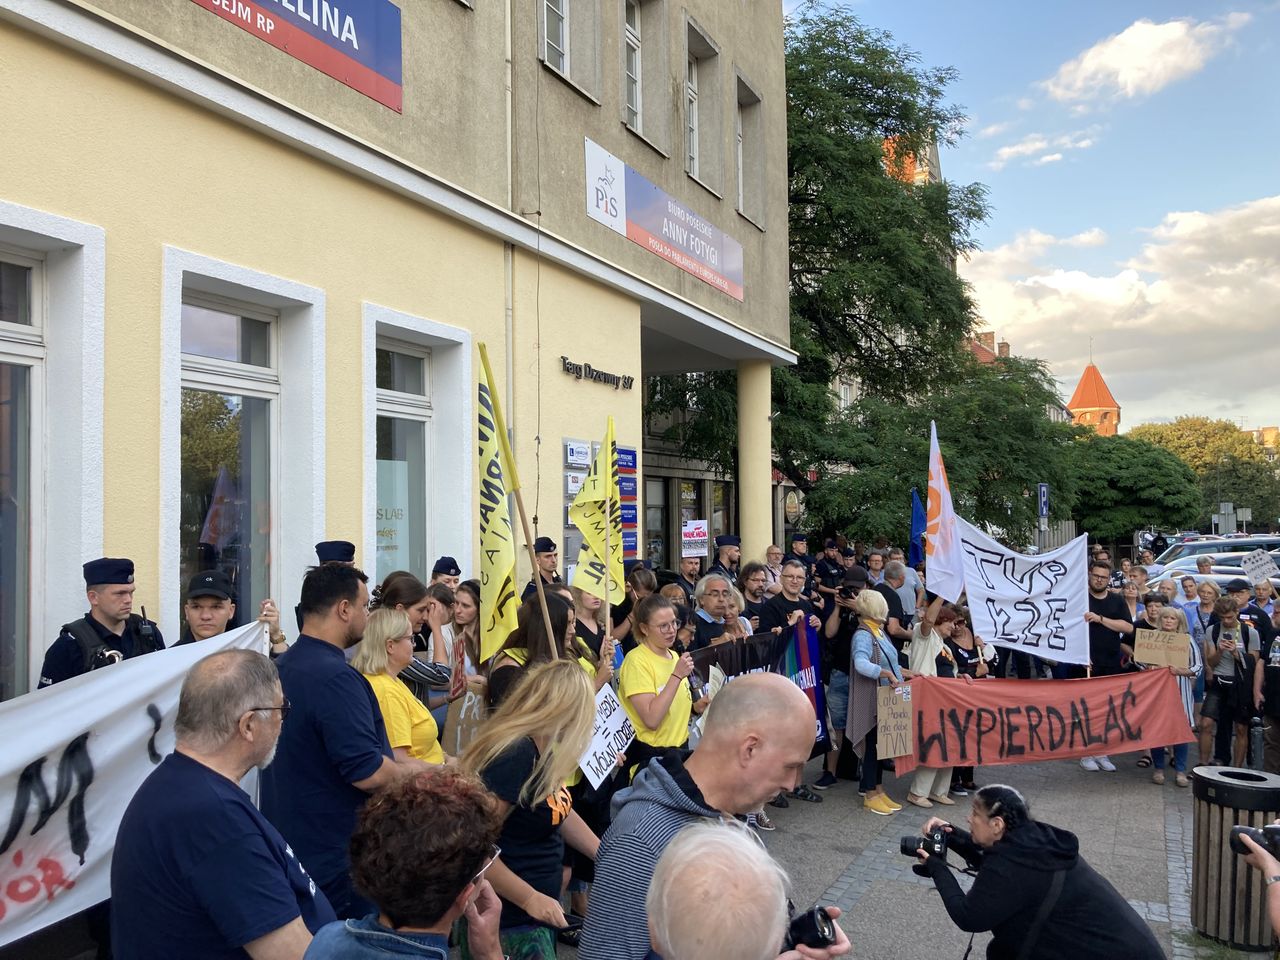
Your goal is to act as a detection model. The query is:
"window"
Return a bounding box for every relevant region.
[685,55,699,178]
[179,296,277,627]
[0,245,42,702]
[685,20,721,191]
[645,478,667,568]
[624,0,641,130]
[711,481,732,540]
[735,74,765,224]
[375,341,431,583]
[545,0,567,73]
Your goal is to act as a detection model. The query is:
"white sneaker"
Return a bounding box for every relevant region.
[1079,756,1099,771]
[1096,755,1116,772]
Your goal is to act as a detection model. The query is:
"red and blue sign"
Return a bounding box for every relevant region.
[191,0,403,112]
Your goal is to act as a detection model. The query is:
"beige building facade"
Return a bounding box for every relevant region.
[0,0,792,700]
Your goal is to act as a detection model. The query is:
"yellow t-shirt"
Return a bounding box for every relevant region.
[364,672,445,765]
[619,643,692,748]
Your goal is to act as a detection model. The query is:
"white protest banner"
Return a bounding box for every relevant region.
[0,623,266,946]
[1241,549,1280,587]
[578,685,635,789]
[681,519,708,558]
[956,517,1090,665]
[926,422,965,603]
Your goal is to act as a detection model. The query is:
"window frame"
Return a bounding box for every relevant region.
[686,54,699,178]
[545,0,569,74]
[0,244,45,345]
[624,0,642,131]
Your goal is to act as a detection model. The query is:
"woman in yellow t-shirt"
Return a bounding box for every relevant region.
[619,596,710,761]
[351,608,446,766]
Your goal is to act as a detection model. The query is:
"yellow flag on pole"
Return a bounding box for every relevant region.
[569,417,625,604]
[477,360,520,661]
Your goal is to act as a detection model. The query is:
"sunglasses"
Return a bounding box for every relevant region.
[473,843,501,885]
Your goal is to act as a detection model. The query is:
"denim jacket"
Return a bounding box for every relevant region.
[852,626,902,685]
[304,918,450,959]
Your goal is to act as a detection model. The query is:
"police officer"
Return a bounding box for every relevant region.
[39,557,165,688]
[521,536,562,601]
[708,535,741,582]
[297,540,357,630]
[815,538,845,605]
[177,570,288,656]
[784,532,822,609]
[431,555,462,592]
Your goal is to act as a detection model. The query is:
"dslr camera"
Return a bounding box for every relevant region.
[783,905,838,951]
[901,826,949,860]
[1230,823,1280,857]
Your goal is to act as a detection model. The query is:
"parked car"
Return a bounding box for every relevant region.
[1148,570,1280,596]
[1161,550,1280,573]
[1155,535,1280,565]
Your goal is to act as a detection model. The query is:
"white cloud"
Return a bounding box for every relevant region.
[960,196,1280,428]
[989,128,1099,170]
[978,121,1013,139]
[1017,97,1036,111]
[1043,14,1251,106]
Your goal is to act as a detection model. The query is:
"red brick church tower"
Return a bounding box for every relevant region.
[1067,363,1120,436]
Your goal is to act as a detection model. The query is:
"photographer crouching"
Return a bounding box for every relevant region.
[909,785,1163,959]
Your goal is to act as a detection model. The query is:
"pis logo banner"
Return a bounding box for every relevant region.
[191,0,404,112]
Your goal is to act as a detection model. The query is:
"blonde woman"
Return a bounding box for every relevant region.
[848,589,913,815]
[1145,606,1201,787]
[350,608,446,767]
[572,585,618,688]
[460,660,599,960]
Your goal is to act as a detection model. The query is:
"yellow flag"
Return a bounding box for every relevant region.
[568,417,625,604]
[477,371,520,661]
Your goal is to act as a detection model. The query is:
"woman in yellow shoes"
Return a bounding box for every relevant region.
[847,590,913,815]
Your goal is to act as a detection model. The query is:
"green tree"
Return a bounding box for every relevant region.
[1127,417,1264,474]
[1200,457,1280,532]
[1068,434,1201,543]
[646,6,989,497]
[799,355,1079,547]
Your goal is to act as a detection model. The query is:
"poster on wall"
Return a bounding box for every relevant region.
[585,138,744,301]
[376,459,410,579]
[682,519,709,558]
[189,0,404,111]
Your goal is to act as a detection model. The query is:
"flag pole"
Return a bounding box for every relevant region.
[478,343,558,658]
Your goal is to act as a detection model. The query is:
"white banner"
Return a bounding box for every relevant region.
[578,685,635,790]
[956,518,1090,666]
[0,623,266,946]
[926,422,965,603]
[1241,548,1280,587]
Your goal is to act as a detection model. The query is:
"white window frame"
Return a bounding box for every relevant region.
[363,304,473,579]
[686,55,699,178]
[161,248,326,643]
[624,0,642,131]
[372,338,433,581]
[0,201,106,692]
[545,0,569,74]
[735,104,744,212]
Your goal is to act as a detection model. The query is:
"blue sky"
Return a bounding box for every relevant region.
[789,1,1280,429]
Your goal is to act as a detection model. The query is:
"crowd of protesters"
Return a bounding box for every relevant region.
[40,527,1280,959]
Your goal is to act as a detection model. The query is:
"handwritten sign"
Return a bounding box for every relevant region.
[1134,629,1191,669]
[1241,549,1280,587]
[579,686,636,789]
[681,519,709,558]
[877,684,914,759]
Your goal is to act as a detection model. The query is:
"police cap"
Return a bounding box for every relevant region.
[84,557,134,586]
[714,535,741,550]
[433,556,462,577]
[533,537,557,554]
[315,540,356,563]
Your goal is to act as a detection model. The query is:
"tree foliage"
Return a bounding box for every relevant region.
[1128,417,1265,473]
[800,355,1079,547]
[1068,434,1201,542]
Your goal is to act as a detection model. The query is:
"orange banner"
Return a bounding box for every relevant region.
[894,671,1195,775]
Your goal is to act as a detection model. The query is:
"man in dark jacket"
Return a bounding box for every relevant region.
[917,784,1163,960]
[579,674,817,960]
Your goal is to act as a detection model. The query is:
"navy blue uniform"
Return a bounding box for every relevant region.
[38,612,164,688]
[112,753,334,959]
[259,636,391,919]
[521,573,563,602]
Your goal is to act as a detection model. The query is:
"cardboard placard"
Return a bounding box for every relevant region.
[443,690,486,758]
[1134,629,1191,669]
[1241,549,1280,586]
[877,683,914,759]
[579,685,636,789]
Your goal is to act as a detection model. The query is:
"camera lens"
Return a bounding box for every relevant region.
[899,836,925,857]
[785,907,837,950]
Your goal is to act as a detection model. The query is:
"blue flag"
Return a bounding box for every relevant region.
[909,487,926,568]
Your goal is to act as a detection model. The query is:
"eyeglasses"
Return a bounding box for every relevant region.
[473,844,501,885]
[247,697,291,721]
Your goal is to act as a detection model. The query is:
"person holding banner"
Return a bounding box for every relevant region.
[459,660,600,960]
[487,594,575,708]
[849,590,912,815]
[905,597,958,808]
[916,785,1164,960]
[1144,607,1201,787]
[1079,561,1134,772]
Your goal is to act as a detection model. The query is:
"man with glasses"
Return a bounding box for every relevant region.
[1078,561,1134,773]
[112,650,334,959]
[692,573,733,650]
[305,768,508,960]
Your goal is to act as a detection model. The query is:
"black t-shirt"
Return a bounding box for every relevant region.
[480,737,574,929]
[830,611,858,674]
[743,596,767,624]
[758,594,813,634]
[576,619,605,658]
[1240,603,1274,654]
[873,584,907,630]
[1088,592,1133,676]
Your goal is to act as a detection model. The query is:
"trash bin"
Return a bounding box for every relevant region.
[1192,766,1280,951]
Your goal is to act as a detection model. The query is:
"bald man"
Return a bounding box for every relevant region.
[579,673,818,960]
[647,822,851,960]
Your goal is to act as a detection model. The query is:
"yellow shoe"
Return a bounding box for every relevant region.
[882,795,903,811]
[864,793,894,816]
